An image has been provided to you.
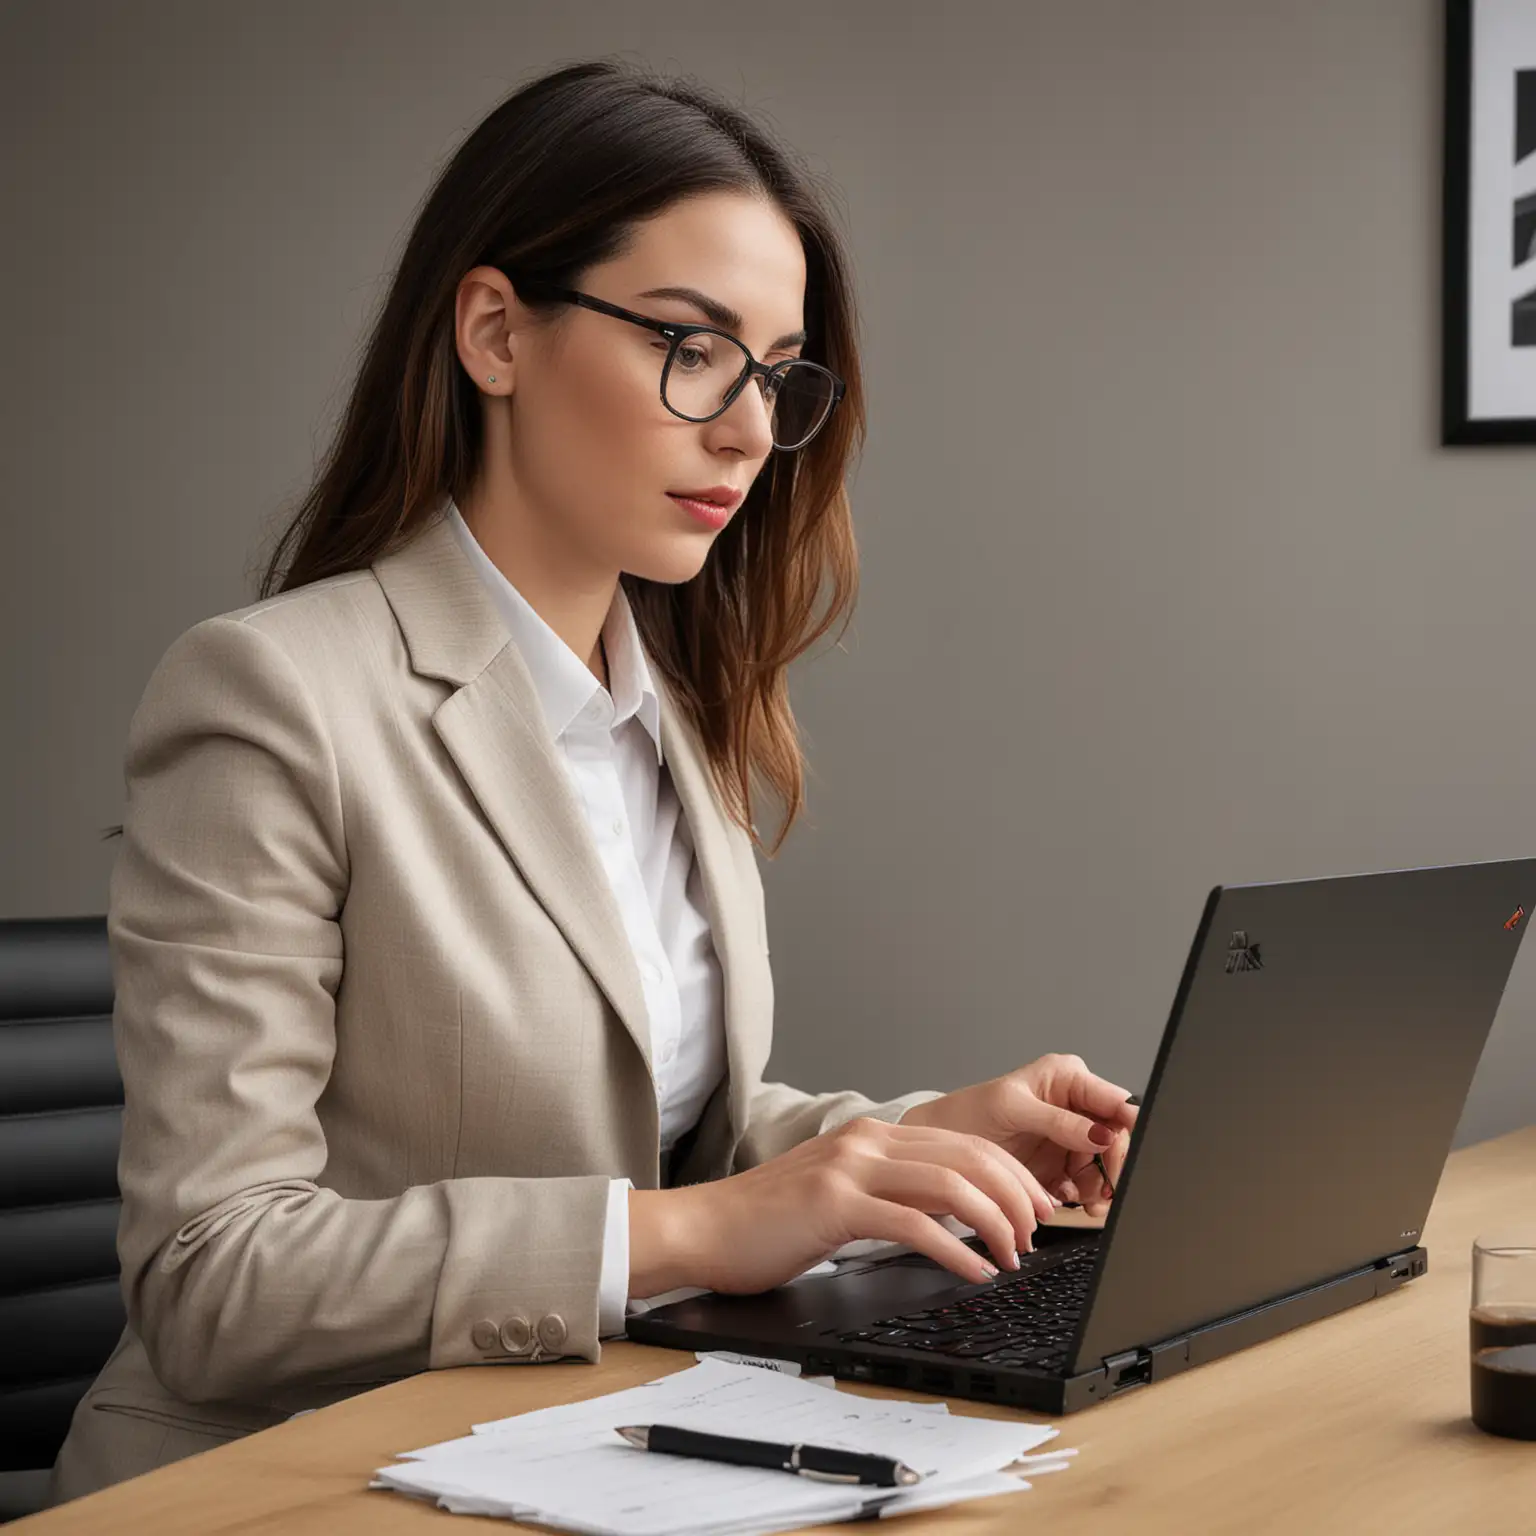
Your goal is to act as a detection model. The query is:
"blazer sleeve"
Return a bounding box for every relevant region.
[110,614,611,1406]
[734,1082,946,1170]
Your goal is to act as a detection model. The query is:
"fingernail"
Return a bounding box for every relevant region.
[1008,1250,1021,1270]
[980,1261,998,1279]
[1050,1194,1063,1207]
[1089,1123,1115,1146]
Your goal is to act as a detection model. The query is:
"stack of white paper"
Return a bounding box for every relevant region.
[372,1357,1076,1534]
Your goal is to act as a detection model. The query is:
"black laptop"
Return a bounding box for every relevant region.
[628,859,1536,1413]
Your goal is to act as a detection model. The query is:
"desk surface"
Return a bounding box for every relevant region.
[17,1126,1536,1535]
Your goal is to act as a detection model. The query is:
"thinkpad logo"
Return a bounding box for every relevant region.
[1225,931,1263,973]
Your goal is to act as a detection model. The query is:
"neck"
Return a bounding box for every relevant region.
[458,485,615,684]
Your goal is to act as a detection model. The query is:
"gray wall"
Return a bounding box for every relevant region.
[3,0,1532,1148]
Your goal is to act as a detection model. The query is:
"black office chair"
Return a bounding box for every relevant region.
[0,917,124,1522]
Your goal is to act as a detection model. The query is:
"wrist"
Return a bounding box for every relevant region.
[897,1096,942,1131]
[628,1185,713,1297]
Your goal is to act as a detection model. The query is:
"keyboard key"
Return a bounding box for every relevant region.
[944,1339,1016,1359]
[982,1345,1059,1367]
[839,1251,1094,1361]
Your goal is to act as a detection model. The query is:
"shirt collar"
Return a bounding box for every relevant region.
[446,501,663,762]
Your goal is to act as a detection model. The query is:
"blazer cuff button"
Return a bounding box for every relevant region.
[499,1315,532,1354]
[536,1313,568,1352]
[470,1319,499,1352]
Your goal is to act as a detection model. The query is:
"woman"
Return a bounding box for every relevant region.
[49,58,1137,1503]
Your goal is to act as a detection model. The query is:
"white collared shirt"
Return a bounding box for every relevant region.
[447,503,727,1336]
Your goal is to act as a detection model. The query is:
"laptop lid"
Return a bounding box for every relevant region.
[1069,858,1536,1375]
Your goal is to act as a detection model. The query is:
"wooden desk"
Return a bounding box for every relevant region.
[16,1127,1536,1535]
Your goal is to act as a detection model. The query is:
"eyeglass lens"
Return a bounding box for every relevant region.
[663,331,834,449]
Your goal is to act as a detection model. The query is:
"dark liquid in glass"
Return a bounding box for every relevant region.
[1470,1307,1536,1440]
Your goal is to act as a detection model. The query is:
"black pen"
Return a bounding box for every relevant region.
[614,1424,921,1487]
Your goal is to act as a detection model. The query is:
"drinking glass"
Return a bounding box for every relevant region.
[1470,1231,1536,1439]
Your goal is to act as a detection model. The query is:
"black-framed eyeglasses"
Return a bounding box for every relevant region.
[515,282,845,452]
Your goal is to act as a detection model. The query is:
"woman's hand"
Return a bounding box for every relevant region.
[898,1053,1139,1221]
[629,1114,1064,1298]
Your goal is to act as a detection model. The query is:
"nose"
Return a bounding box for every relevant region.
[704,373,775,460]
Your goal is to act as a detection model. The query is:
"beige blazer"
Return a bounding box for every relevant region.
[49,509,937,1504]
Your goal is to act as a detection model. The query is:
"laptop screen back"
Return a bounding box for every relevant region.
[1070,858,1536,1374]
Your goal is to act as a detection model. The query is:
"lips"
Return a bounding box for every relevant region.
[667,492,737,531]
[667,486,743,511]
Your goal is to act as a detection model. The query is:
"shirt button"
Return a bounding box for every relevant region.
[611,818,624,838]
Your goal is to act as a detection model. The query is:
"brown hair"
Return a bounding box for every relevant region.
[259,59,864,852]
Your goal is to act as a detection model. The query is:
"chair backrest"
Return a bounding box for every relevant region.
[0,917,124,1476]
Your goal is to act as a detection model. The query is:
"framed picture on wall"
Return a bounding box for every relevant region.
[1443,0,1536,442]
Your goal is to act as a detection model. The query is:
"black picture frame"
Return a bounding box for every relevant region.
[1443,0,1536,442]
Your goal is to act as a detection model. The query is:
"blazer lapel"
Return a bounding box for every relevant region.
[372,512,654,1079]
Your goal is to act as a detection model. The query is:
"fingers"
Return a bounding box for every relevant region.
[1025,1054,1141,1129]
[1080,1158,1113,1219]
[969,1135,1060,1227]
[1103,1123,1131,1187]
[890,1126,1057,1228]
[1009,1090,1113,1156]
[1078,1129,1130,1218]
[847,1194,1001,1286]
[866,1157,1027,1273]
[1062,1066,1140,1132]
[1082,1088,1136,1212]
[828,1118,1047,1268]
[1005,1058,1141,1157]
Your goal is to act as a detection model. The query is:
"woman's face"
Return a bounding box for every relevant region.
[459,190,809,587]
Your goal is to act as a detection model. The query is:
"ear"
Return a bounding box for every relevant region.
[455,265,532,396]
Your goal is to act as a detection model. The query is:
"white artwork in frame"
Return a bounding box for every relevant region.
[1444,0,1536,441]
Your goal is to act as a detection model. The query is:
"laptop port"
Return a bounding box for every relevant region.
[845,1359,906,1386]
[1105,1350,1153,1392]
[970,1374,997,1394]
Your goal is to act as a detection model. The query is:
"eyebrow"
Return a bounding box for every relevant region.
[635,286,807,350]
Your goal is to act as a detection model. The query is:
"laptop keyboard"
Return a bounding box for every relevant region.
[835,1246,1095,1374]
